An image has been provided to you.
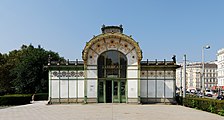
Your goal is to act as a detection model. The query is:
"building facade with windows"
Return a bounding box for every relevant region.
[176,62,217,91]
[47,25,179,104]
[217,48,224,88]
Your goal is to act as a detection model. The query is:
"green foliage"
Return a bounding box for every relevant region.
[190,99,195,107]
[0,93,48,105]
[183,97,224,114]
[0,94,32,105]
[34,93,48,101]
[208,104,216,113]
[218,109,224,116]
[0,44,62,94]
[0,53,14,95]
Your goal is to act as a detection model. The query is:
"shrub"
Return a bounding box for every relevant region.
[0,94,32,105]
[218,109,224,116]
[34,93,48,101]
[183,97,224,114]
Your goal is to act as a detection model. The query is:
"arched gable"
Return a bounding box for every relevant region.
[82,33,142,65]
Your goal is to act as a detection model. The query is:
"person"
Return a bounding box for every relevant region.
[31,93,35,103]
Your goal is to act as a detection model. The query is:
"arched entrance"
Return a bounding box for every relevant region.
[82,25,142,103]
[97,50,127,103]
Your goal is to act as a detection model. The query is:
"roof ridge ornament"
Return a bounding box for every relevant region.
[101,25,123,33]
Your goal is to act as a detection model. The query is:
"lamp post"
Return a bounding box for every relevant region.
[183,55,187,98]
[202,45,210,96]
[180,66,182,97]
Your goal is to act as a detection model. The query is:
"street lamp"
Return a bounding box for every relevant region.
[202,45,210,96]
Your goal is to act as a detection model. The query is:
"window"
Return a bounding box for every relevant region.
[98,50,127,78]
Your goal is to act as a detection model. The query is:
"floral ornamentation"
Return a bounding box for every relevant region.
[52,71,58,77]
[140,71,147,77]
[51,71,84,78]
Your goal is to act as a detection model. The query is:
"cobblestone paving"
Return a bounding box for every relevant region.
[0,101,223,120]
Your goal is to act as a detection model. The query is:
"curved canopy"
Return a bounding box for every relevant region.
[82,33,142,62]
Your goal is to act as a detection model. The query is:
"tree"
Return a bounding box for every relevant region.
[10,44,62,93]
[0,53,7,95]
[0,44,62,94]
[0,51,20,94]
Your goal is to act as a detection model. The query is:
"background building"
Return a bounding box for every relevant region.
[217,48,224,90]
[176,62,217,92]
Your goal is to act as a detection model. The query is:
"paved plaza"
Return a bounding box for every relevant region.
[0,101,223,120]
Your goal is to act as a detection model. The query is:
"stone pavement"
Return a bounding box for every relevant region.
[0,101,223,120]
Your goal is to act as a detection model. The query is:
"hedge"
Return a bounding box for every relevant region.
[34,93,48,101]
[0,94,32,105]
[0,93,48,106]
[177,96,224,116]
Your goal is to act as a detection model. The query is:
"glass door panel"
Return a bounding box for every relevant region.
[113,80,119,103]
[98,80,104,103]
[121,80,126,103]
[106,80,112,103]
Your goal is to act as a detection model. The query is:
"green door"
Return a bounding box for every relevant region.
[97,50,127,103]
[98,80,126,103]
[112,80,126,103]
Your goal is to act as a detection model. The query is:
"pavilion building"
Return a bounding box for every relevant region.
[47,25,180,104]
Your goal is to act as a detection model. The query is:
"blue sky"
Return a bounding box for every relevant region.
[0,0,223,62]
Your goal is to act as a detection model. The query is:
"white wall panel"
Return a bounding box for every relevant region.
[69,80,77,98]
[87,68,97,78]
[60,80,68,98]
[78,80,84,97]
[127,69,138,78]
[165,80,174,98]
[157,80,164,98]
[87,80,97,97]
[128,80,138,98]
[51,80,59,98]
[140,80,147,97]
[148,80,156,97]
